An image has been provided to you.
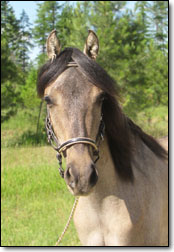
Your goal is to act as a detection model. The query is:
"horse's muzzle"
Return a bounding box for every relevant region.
[64,163,98,196]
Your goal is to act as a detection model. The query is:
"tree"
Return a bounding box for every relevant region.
[57,2,74,48]
[18,10,33,74]
[149,1,168,51]
[33,1,62,66]
[134,1,151,39]
[1,1,22,121]
[1,1,20,51]
[20,66,40,109]
[67,1,93,50]
[1,37,18,82]
[90,1,127,73]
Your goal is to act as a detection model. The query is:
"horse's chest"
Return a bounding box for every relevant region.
[74,196,137,246]
[100,196,136,245]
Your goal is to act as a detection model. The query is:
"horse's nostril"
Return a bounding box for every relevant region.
[90,167,98,187]
[65,166,78,192]
[69,181,76,189]
[65,166,78,182]
[66,167,71,179]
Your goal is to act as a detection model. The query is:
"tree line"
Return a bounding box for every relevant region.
[1,1,168,123]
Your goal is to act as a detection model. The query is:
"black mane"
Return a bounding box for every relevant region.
[37,47,167,182]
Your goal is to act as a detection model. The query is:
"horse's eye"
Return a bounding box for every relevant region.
[97,93,106,104]
[44,96,52,105]
[100,95,105,102]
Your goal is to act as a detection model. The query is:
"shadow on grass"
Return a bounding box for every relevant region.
[3,130,48,147]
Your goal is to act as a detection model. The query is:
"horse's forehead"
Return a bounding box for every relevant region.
[58,68,93,95]
[45,68,101,100]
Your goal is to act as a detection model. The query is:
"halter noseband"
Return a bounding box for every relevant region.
[45,62,105,178]
[46,111,105,178]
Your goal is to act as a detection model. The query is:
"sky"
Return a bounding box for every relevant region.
[10,1,38,23]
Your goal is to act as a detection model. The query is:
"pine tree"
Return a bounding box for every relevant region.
[1,1,23,121]
[18,10,33,74]
[1,1,20,53]
[65,1,92,50]
[58,2,74,48]
[33,1,62,65]
[135,1,151,38]
[1,1,20,83]
[150,1,168,50]
[90,1,126,73]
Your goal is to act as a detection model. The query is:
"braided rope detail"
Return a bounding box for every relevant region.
[55,197,79,246]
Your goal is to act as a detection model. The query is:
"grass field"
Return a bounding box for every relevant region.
[1,146,81,246]
[1,106,168,246]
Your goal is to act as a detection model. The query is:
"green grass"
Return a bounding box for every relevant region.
[1,108,47,148]
[134,105,168,138]
[1,146,81,246]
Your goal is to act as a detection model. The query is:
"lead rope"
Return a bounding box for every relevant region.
[55,197,79,246]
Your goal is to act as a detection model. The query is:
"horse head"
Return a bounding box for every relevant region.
[39,30,105,196]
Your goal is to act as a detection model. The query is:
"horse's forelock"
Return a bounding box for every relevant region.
[37,47,119,98]
[37,48,73,98]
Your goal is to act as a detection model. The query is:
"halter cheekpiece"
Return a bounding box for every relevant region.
[45,61,105,178]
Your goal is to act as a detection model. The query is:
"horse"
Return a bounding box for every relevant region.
[37,30,168,246]
[158,136,168,152]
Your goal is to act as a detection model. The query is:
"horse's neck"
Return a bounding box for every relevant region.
[89,134,166,200]
[90,137,120,200]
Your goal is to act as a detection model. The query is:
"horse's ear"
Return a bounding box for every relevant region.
[83,30,99,60]
[46,29,61,62]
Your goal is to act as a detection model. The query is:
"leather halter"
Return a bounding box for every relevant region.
[46,110,105,178]
[45,61,105,178]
